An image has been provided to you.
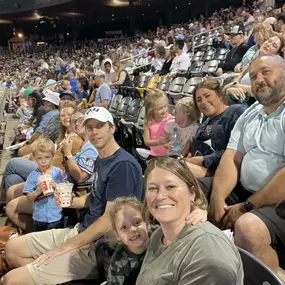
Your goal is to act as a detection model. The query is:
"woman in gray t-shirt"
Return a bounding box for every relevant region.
[136,157,244,285]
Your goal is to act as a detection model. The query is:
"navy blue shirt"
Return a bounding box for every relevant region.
[79,148,143,232]
[193,104,247,170]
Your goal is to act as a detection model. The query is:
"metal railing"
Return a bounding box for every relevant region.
[192,26,223,52]
[120,48,156,63]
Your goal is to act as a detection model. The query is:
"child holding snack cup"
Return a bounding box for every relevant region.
[23,138,68,232]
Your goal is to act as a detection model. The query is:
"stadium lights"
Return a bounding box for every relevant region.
[18,33,23,38]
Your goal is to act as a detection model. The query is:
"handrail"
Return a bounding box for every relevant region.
[192,26,222,51]
[120,48,156,63]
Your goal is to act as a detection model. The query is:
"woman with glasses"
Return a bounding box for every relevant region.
[136,156,243,285]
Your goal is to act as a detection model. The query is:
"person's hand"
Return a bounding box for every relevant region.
[221,203,246,230]
[208,198,227,227]
[226,87,246,100]
[158,134,170,145]
[32,248,66,267]
[163,143,172,150]
[216,68,223,76]
[235,66,242,73]
[62,137,73,155]
[49,180,56,189]
[185,155,204,166]
[185,208,207,225]
[35,183,45,196]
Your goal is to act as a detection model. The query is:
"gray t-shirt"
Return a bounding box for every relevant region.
[136,222,243,285]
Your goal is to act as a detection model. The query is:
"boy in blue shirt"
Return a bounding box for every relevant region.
[23,138,68,232]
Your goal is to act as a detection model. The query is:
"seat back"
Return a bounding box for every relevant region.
[115,96,133,116]
[125,98,143,120]
[202,60,220,74]
[183,77,203,96]
[109,94,123,113]
[168,77,187,93]
[137,75,150,88]
[238,247,285,285]
[215,48,228,61]
[147,75,161,89]
[157,77,172,91]
[203,48,216,61]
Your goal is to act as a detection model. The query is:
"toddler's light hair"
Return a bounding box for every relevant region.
[32,138,55,157]
[144,89,168,124]
[176,97,201,123]
[109,197,146,233]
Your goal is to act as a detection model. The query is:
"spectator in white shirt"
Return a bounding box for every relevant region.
[168,39,191,77]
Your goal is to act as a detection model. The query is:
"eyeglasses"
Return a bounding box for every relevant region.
[70,118,84,125]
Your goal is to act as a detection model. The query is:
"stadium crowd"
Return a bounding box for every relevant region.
[0,0,284,284]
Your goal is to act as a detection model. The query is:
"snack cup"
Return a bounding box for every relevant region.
[38,174,54,197]
[56,183,74,208]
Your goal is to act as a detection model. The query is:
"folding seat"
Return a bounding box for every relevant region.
[167,77,187,104]
[192,51,205,62]
[201,60,220,76]
[182,77,203,97]
[113,96,133,120]
[214,48,229,62]
[108,94,123,114]
[203,48,216,61]
[157,77,172,92]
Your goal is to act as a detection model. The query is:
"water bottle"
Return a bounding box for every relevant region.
[168,127,182,156]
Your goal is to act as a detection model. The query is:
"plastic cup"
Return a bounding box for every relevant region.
[38,174,53,197]
[56,183,74,208]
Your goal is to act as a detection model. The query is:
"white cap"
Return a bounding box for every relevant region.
[43,91,60,107]
[95,70,106,78]
[83,107,114,125]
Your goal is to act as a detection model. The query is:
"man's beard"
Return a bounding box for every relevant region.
[255,76,285,106]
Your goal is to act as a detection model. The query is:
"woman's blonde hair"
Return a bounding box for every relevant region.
[109,197,145,233]
[176,97,201,123]
[144,157,208,222]
[253,23,274,44]
[144,89,168,124]
[56,104,78,144]
[33,138,55,157]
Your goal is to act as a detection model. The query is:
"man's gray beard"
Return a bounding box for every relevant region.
[255,77,285,107]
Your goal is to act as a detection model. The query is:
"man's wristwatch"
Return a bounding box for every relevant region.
[64,155,73,161]
[244,200,256,212]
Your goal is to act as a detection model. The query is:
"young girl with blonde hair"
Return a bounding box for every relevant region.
[143,89,173,157]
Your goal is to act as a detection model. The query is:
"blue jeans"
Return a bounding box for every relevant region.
[33,218,64,232]
[1,158,38,190]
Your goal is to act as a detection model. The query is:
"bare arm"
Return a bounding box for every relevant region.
[64,157,90,184]
[26,187,43,202]
[144,124,164,147]
[248,167,285,208]
[98,100,109,108]
[113,71,126,86]
[28,132,42,144]
[211,149,245,202]
[69,193,91,209]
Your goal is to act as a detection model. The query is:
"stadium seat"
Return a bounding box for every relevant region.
[192,51,205,62]
[214,48,228,62]
[167,77,187,104]
[157,77,172,92]
[188,60,205,77]
[203,48,216,61]
[201,60,220,76]
[135,75,150,98]
[182,77,203,97]
[108,94,123,114]
[113,96,133,120]
[238,247,285,285]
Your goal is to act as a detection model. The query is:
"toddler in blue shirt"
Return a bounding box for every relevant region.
[23,138,68,232]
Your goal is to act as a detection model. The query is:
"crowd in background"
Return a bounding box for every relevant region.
[0,0,284,284]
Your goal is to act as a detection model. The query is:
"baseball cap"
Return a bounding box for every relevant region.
[95,70,106,78]
[175,34,185,41]
[45,79,57,87]
[43,91,60,107]
[23,86,34,97]
[226,25,245,35]
[59,90,77,100]
[83,107,114,125]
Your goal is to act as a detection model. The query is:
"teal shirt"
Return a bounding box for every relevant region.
[228,101,285,192]
[235,44,259,71]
